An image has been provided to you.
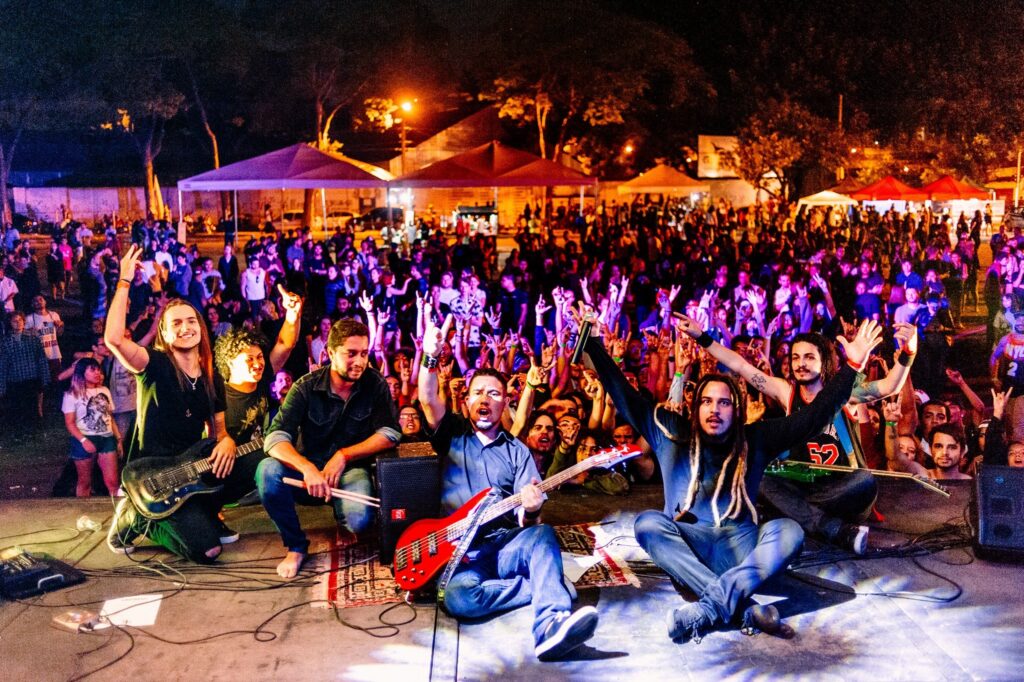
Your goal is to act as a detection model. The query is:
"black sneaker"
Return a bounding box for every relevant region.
[535,606,599,661]
[740,604,795,639]
[107,498,143,555]
[837,524,869,555]
[666,602,713,643]
[215,518,240,544]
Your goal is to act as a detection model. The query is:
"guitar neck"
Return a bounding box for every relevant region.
[791,461,949,496]
[192,437,264,475]
[476,456,608,527]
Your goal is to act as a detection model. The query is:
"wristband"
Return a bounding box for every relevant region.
[612,356,623,363]
[674,371,685,378]
[79,436,88,444]
[119,278,132,284]
[421,354,439,369]
[696,332,714,348]
[896,350,914,367]
[884,421,897,427]
[524,508,541,520]
[526,382,540,390]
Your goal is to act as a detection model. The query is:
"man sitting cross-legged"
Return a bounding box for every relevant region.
[417,315,599,661]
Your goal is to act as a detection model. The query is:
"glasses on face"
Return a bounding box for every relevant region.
[398,413,421,422]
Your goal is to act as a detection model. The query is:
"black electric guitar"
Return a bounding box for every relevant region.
[766,460,951,497]
[122,437,264,519]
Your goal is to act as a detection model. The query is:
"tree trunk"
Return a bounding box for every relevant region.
[144,149,158,219]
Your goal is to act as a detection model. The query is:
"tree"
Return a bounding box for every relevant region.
[722,98,854,200]
[473,0,709,166]
[0,0,94,224]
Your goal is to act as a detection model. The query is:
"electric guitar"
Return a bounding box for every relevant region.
[766,459,950,497]
[392,444,642,591]
[122,437,264,519]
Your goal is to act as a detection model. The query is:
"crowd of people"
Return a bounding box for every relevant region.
[1,194,1022,655]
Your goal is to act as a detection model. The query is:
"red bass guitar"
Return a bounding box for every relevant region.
[392,444,642,591]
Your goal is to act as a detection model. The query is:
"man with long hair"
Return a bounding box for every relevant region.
[104,244,238,562]
[586,319,880,643]
[675,317,917,554]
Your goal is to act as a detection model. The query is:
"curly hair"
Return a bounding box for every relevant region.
[214,327,269,380]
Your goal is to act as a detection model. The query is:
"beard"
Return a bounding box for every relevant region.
[792,370,820,387]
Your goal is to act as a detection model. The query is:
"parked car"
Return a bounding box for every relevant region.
[357,207,405,224]
[1003,206,1024,231]
[280,210,305,230]
[325,210,355,229]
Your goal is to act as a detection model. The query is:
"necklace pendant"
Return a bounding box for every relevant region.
[185,409,192,418]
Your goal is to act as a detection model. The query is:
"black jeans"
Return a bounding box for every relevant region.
[759,468,877,542]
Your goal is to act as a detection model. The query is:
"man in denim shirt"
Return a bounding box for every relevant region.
[259,319,400,578]
[418,316,598,661]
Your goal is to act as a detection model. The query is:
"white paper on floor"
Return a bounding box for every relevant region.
[560,552,604,583]
[95,593,163,628]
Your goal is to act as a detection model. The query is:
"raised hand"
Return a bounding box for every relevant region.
[535,296,553,317]
[423,314,452,358]
[673,313,703,339]
[836,319,883,369]
[358,291,374,313]
[893,322,919,356]
[944,367,965,386]
[992,386,1013,420]
[882,396,901,423]
[277,284,303,319]
[118,243,143,281]
[485,306,501,329]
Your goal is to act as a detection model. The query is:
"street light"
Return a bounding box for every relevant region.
[398,100,415,176]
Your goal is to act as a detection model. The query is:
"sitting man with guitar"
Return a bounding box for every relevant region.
[415,315,600,661]
[210,287,303,538]
[676,317,919,555]
[587,316,881,643]
[259,318,401,578]
[105,244,239,562]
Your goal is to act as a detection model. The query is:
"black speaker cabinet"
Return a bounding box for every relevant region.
[377,446,441,566]
[974,465,1024,561]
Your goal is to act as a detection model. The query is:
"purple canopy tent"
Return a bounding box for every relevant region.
[176,143,393,237]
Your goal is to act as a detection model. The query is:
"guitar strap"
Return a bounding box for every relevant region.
[436,489,500,604]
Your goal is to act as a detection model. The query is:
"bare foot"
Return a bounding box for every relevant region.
[336,528,358,548]
[276,551,306,579]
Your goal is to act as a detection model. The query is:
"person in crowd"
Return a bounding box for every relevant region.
[62,358,122,497]
[0,311,51,432]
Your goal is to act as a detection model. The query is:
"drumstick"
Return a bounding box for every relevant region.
[282,477,381,507]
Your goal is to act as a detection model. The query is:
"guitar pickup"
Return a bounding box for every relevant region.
[427,534,438,556]
[411,543,421,564]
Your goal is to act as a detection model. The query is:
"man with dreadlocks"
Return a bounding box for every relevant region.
[585,318,881,643]
[675,317,917,555]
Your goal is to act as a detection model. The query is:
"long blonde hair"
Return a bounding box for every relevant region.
[153,299,216,407]
[677,374,759,527]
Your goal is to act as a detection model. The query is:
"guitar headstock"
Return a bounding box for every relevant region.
[588,444,643,469]
[914,475,951,498]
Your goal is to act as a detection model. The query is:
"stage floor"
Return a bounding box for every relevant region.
[1,479,1021,681]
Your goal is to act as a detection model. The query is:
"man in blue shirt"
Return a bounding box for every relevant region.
[418,316,599,661]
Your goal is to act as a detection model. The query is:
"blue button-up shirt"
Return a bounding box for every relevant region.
[428,412,541,533]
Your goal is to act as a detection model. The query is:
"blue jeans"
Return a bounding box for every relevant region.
[256,458,374,554]
[759,468,877,541]
[634,511,804,625]
[443,525,572,643]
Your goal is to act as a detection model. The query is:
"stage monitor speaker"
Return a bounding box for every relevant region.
[377,446,441,566]
[974,465,1024,562]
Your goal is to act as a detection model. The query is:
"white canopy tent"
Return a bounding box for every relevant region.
[797,190,859,207]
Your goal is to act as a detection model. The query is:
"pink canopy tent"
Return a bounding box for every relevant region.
[176,143,393,239]
[393,141,596,188]
[921,175,989,201]
[849,175,927,202]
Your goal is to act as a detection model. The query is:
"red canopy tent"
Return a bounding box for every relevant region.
[393,141,596,188]
[921,175,989,201]
[849,175,927,202]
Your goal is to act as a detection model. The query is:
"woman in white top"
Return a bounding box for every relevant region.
[62,358,122,497]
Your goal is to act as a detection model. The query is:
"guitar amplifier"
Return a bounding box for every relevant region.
[377,444,441,566]
[974,465,1024,562]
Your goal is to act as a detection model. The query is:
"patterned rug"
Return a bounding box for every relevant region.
[312,523,639,609]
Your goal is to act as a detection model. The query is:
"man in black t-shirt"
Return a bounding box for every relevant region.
[104,244,238,563]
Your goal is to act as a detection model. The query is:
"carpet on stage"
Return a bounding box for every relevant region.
[311,523,639,609]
